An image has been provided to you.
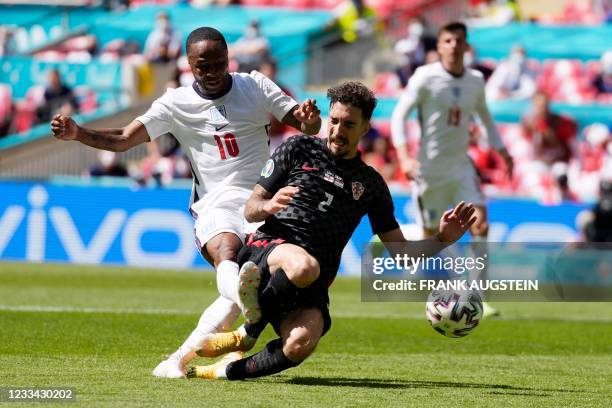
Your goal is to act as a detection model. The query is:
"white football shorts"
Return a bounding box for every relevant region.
[192,189,261,253]
[413,163,485,229]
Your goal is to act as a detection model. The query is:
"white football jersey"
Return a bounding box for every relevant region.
[391,62,505,179]
[137,71,297,215]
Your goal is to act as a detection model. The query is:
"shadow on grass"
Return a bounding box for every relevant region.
[280,377,582,396]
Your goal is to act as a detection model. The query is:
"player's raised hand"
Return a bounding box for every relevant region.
[437,201,477,243]
[50,114,78,141]
[293,98,320,125]
[263,186,299,215]
[399,157,421,180]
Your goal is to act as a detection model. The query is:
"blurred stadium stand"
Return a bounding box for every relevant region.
[0,0,610,272]
[0,0,610,202]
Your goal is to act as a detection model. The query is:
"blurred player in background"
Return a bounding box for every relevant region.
[50,26,321,378]
[187,81,477,380]
[390,21,513,316]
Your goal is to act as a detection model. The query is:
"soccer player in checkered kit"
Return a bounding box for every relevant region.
[50,27,321,378]
[187,81,477,380]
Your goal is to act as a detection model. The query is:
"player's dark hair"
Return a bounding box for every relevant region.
[186,27,227,53]
[326,81,377,121]
[438,21,467,39]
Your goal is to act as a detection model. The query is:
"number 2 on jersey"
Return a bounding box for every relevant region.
[318,192,334,212]
[214,133,239,160]
[447,107,461,127]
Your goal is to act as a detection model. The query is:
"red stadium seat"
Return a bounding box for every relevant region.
[240,0,275,6]
[0,84,12,119]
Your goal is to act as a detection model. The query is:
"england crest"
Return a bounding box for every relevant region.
[352,181,365,200]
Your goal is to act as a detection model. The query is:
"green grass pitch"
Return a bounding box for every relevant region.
[1,262,611,407]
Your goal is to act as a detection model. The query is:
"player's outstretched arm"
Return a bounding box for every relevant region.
[377,201,476,258]
[282,98,321,135]
[244,184,299,223]
[51,114,151,152]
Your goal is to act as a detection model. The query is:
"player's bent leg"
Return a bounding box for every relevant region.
[267,243,320,288]
[191,308,325,380]
[280,307,324,363]
[205,232,243,305]
[153,296,240,378]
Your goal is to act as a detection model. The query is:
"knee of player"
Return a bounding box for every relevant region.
[283,327,319,363]
[286,256,320,287]
[208,240,241,264]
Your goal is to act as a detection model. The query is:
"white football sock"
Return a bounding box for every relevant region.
[172,296,240,362]
[216,260,241,304]
[215,366,228,379]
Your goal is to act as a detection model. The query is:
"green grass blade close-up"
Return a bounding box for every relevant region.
[1,262,611,407]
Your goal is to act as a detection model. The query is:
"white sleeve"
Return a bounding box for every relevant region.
[474,79,505,151]
[391,69,425,148]
[135,90,174,141]
[251,70,297,122]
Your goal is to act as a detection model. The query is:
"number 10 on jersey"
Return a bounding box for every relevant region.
[214,133,239,160]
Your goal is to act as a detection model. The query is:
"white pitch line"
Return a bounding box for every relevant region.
[0,305,194,315]
[0,305,611,323]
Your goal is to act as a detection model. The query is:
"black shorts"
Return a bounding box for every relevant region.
[237,234,332,337]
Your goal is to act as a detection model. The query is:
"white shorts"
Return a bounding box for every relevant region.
[413,164,485,229]
[192,191,263,255]
[194,207,246,254]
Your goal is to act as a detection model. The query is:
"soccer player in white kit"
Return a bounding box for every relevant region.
[50,27,321,377]
[390,22,513,315]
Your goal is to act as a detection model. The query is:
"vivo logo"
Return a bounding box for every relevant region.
[0,185,197,268]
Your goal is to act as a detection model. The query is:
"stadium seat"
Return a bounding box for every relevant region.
[74,86,98,114]
[0,84,12,119]
[14,27,29,52]
[283,0,315,9]
[29,24,47,48]
[34,50,65,62]
[240,0,275,6]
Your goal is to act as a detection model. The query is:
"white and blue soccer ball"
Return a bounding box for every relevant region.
[426,290,483,338]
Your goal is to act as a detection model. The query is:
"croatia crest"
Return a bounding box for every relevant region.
[352,181,364,200]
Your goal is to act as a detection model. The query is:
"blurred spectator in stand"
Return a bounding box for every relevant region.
[326,0,380,43]
[568,123,610,200]
[464,45,493,82]
[229,19,270,72]
[362,133,396,182]
[0,26,16,57]
[0,84,13,137]
[468,122,507,188]
[192,0,240,6]
[36,69,78,123]
[259,59,297,152]
[583,180,612,242]
[87,151,128,177]
[393,16,437,87]
[467,0,519,26]
[593,50,612,96]
[144,11,182,64]
[521,92,577,167]
[486,45,536,101]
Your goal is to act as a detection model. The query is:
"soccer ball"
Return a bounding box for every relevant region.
[426,290,483,338]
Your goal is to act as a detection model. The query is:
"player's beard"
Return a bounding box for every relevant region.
[328,136,354,158]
